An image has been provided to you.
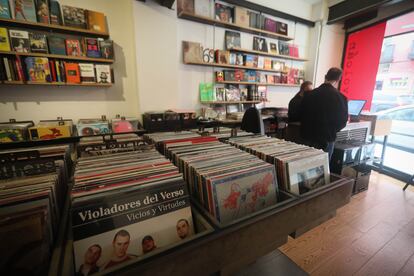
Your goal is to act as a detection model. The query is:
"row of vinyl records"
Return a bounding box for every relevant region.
[0,131,331,275]
[0,0,108,33]
[0,56,112,83]
[216,69,305,85]
[0,117,142,143]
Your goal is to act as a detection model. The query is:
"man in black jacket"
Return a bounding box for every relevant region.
[288,81,313,122]
[300,67,348,160]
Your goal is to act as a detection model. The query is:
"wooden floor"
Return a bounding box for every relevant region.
[279,171,414,276]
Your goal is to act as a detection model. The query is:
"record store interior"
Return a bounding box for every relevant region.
[2,0,414,275]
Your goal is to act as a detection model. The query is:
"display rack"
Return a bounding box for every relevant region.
[0,17,110,37]
[178,12,293,41]
[0,16,114,87]
[228,47,308,61]
[184,61,285,73]
[215,81,300,87]
[54,174,353,276]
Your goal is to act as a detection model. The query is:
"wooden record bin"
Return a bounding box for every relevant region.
[51,174,353,276]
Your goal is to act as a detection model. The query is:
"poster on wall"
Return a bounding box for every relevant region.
[340,22,386,111]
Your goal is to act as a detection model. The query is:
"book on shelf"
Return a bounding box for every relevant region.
[257,56,264,69]
[95,64,111,83]
[202,47,214,63]
[99,39,114,59]
[0,0,11,19]
[64,62,80,83]
[199,82,214,101]
[228,52,236,65]
[253,36,268,52]
[267,74,274,84]
[177,0,194,15]
[9,29,30,53]
[234,69,244,81]
[25,56,51,82]
[215,71,224,82]
[0,27,11,51]
[225,85,241,101]
[278,41,290,56]
[236,53,243,66]
[9,0,37,22]
[49,0,62,25]
[87,10,107,33]
[276,21,288,36]
[259,74,267,83]
[225,30,241,50]
[289,44,299,57]
[84,37,100,58]
[47,34,66,55]
[246,70,257,82]
[194,0,211,17]
[258,85,267,101]
[264,58,272,69]
[240,87,248,100]
[223,70,235,81]
[79,63,95,83]
[66,38,82,56]
[214,2,233,23]
[35,0,49,24]
[235,6,249,27]
[182,41,202,63]
[215,49,229,64]
[62,5,87,29]
[264,17,277,33]
[1,56,24,81]
[215,87,225,101]
[273,60,284,71]
[269,42,278,55]
[29,32,48,53]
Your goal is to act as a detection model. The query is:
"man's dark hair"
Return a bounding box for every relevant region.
[142,235,154,244]
[325,67,342,81]
[300,81,313,92]
[113,229,130,243]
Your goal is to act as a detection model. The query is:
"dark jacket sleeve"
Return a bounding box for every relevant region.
[334,93,348,132]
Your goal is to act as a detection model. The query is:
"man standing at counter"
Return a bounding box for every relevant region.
[300,67,348,160]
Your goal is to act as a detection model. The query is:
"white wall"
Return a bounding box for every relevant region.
[0,0,140,122]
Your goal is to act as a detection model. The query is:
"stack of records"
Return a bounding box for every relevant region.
[166,141,279,225]
[0,147,70,275]
[192,127,254,140]
[144,131,216,155]
[78,133,145,157]
[71,148,194,273]
[227,135,330,195]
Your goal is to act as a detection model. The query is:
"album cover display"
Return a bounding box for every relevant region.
[0,27,11,51]
[49,0,62,25]
[235,6,249,27]
[62,5,86,29]
[99,39,114,59]
[177,0,194,15]
[79,63,95,83]
[66,39,82,56]
[95,64,111,83]
[253,36,268,52]
[87,10,107,33]
[182,41,202,63]
[29,32,48,53]
[77,118,110,136]
[0,0,11,19]
[225,30,241,49]
[25,57,51,82]
[0,121,33,142]
[47,35,66,55]
[10,0,37,22]
[85,37,100,58]
[35,0,49,23]
[214,3,233,23]
[9,29,30,53]
[194,0,211,17]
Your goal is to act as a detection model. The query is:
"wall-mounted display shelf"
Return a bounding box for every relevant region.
[0,18,110,38]
[228,47,308,62]
[201,100,261,104]
[184,61,284,73]
[0,51,114,64]
[178,12,293,41]
[215,81,300,87]
[2,81,112,87]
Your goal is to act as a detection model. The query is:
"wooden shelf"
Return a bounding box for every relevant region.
[184,61,284,73]
[0,18,109,38]
[228,47,307,62]
[2,80,24,84]
[215,81,300,87]
[0,51,114,63]
[201,101,261,104]
[2,81,112,87]
[178,12,293,41]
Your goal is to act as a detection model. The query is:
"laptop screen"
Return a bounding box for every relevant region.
[348,100,366,116]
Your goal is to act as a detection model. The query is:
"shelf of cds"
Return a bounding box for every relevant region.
[0,1,115,86]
